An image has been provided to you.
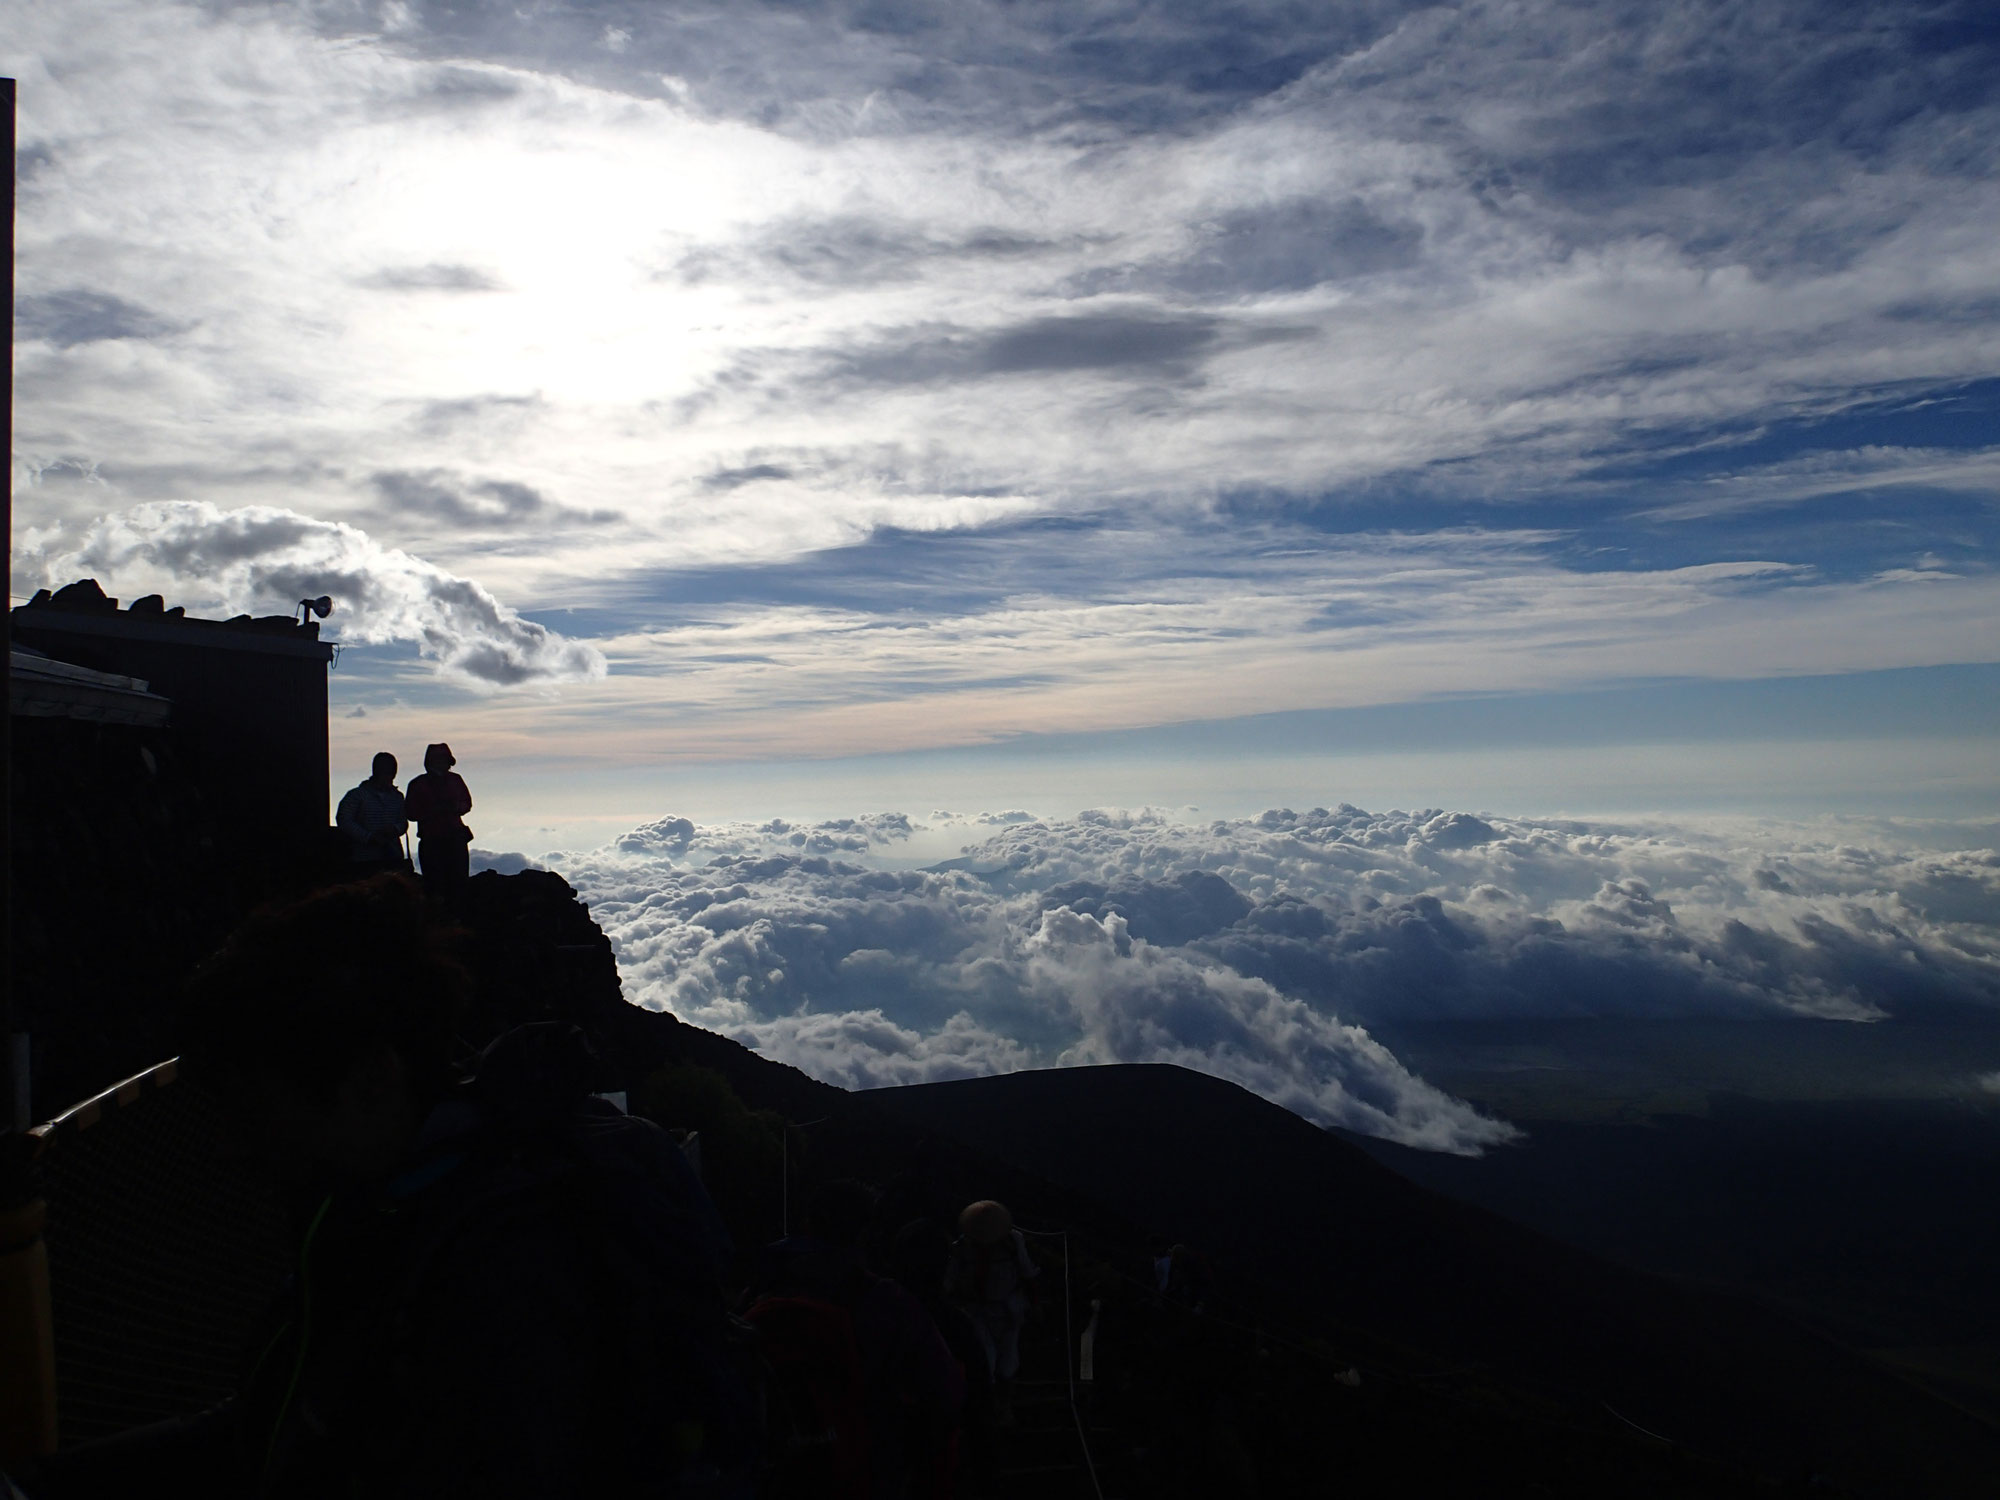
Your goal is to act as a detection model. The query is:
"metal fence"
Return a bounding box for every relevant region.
[32,1060,290,1447]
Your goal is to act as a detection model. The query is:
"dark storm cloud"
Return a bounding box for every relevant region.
[371,468,620,528]
[355,263,507,292]
[16,289,181,347]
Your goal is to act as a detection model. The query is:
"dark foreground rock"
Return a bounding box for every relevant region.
[24,869,2000,1496]
[457,873,2000,1497]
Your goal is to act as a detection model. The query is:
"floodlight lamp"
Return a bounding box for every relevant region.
[296,595,333,622]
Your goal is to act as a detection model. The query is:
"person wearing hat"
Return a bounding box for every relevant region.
[403,742,474,898]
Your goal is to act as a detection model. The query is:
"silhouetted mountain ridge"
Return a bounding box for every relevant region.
[31,867,1996,1495]
[452,871,2000,1495]
[865,1064,2000,1497]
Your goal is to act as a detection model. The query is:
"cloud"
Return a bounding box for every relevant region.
[700,463,795,491]
[670,214,1062,289]
[1021,902,1508,1150]
[404,394,547,440]
[16,289,180,347]
[563,520,2000,764]
[372,468,620,528]
[9,0,1998,778]
[813,310,1314,389]
[617,812,919,859]
[318,0,1403,134]
[354,262,506,292]
[17,0,1998,562]
[37,501,607,688]
[1073,197,1425,298]
[550,805,2000,1151]
[558,832,1514,1152]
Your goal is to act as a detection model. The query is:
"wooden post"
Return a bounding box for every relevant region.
[0,1196,58,1463]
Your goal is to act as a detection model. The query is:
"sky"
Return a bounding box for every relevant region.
[8,1,2000,1139]
[9,0,2000,838]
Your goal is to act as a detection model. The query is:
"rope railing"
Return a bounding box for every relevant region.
[1017,1225,1106,1500]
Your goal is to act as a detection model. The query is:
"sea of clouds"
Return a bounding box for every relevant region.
[484,806,2000,1154]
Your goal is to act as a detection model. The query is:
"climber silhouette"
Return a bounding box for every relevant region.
[403,742,474,900]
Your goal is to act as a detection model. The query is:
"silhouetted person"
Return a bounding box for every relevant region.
[335,751,409,870]
[751,1179,963,1500]
[888,1217,993,1486]
[945,1201,1039,1423]
[31,876,749,1499]
[1162,1243,1214,1313]
[404,741,473,898]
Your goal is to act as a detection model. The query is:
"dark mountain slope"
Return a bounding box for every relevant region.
[1341,1094,2000,1430]
[1341,1095,2000,1348]
[452,870,1170,1255]
[869,1064,2000,1498]
[31,871,1991,1493]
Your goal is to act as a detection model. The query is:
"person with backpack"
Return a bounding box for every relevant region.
[886,1217,995,1486]
[748,1180,963,1500]
[33,875,751,1499]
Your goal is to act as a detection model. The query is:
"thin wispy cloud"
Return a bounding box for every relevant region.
[354,262,507,293]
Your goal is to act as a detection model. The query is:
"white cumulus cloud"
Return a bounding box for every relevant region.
[35,501,606,688]
[540,805,2000,1155]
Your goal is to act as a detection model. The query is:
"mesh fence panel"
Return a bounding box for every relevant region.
[35,1066,292,1448]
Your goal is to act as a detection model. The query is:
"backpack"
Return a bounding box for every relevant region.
[743,1292,871,1500]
